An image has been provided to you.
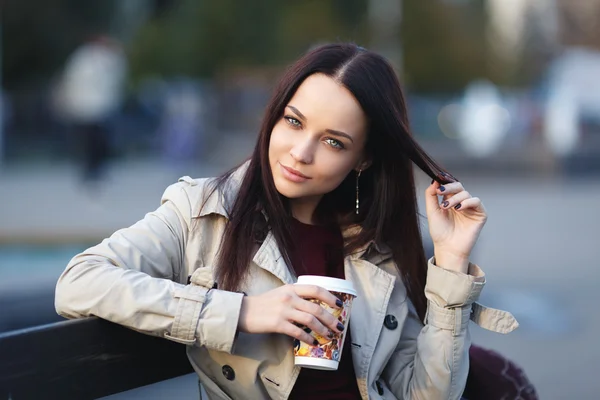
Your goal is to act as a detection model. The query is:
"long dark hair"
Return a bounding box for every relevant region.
[212,43,455,321]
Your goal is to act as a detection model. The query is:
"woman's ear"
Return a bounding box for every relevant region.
[356,159,372,172]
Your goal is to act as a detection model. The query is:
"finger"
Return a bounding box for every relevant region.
[454,197,485,212]
[282,321,318,346]
[294,298,341,335]
[437,181,465,196]
[292,284,342,309]
[425,179,442,215]
[287,309,334,341]
[440,190,471,210]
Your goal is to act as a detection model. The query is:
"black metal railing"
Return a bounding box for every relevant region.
[0,318,194,399]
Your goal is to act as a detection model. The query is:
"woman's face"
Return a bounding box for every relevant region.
[268,73,368,205]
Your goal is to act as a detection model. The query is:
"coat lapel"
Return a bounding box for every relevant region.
[252,231,296,285]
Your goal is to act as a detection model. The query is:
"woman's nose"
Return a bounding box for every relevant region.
[290,138,314,164]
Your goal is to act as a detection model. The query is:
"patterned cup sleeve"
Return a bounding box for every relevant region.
[293,291,355,362]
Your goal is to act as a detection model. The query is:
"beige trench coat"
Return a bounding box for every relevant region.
[55,164,518,400]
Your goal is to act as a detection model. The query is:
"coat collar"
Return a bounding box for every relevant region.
[194,160,251,219]
[192,160,392,264]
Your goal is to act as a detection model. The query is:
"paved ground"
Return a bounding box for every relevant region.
[1,134,599,399]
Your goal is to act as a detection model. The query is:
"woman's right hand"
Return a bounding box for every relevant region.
[237,284,345,345]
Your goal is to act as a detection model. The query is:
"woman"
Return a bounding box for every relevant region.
[55,43,518,399]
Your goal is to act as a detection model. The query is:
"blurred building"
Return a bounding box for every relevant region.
[486,0,559,73]
[557,0,600,48]
[486,0,600,63]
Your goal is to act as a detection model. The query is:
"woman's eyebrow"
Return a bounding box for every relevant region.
[287,105,306,121]
[286,105,354,143]
[325,129,353,143]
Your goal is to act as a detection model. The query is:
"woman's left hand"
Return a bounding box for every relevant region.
[425,180,487,273]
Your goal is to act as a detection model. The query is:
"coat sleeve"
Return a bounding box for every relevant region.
[54,180,244,353]
[381,258,485,400]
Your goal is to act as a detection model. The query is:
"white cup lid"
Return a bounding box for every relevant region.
[296,275,357,296]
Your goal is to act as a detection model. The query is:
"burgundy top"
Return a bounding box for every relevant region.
[288,219,362,400]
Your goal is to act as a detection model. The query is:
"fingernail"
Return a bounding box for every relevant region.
[442,201,449,208]
[313,339,318,346]
[439,186,446,192]
[303,327,312,334]
[337,322,345,332]
[328,331,334,339]
[454,203,461,210]
[335,299,343,308]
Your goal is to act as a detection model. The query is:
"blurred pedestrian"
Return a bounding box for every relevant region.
[0,88,11,167]
[56,43,522,399]
[52,34,127,182]
[457,80,510,158]
[157,79,206,169]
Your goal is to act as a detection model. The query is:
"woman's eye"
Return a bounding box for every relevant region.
[325,138,344,149]
[284,116,302,128]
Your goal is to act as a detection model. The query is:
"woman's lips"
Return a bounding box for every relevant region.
[279,162,311,183]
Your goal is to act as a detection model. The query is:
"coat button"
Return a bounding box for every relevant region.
[384,314,398,330]
[376,380,384,395]
[222,365,235,381]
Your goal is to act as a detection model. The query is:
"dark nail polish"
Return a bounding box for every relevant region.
[313,339,318,346]
[337,322,345,332]
[335,299,343,308]
[303,327,312,334]
[454,203,461,210]
[442,201,449,208]
[439,186,446,192]
[328,331,334,339]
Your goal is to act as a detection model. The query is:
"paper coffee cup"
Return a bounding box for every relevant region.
[293,276,357,371]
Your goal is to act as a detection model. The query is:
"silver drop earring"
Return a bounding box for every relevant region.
[355,169,362,215]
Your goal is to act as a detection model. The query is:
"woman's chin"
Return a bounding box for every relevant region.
[274,184,306,199]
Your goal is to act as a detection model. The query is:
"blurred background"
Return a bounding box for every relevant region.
[1,0,599,398]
